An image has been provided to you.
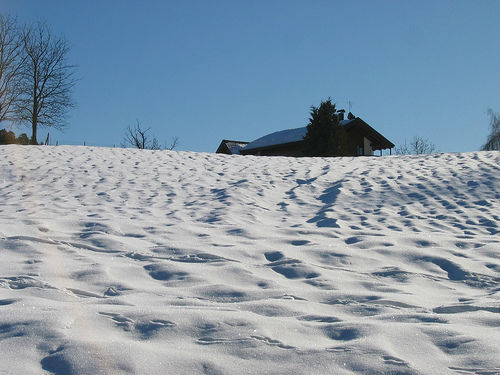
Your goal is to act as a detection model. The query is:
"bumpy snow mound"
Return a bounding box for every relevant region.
[1,145,499,375]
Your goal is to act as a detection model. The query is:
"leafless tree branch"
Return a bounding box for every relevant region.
[481,109,500,151]
[121,119,161,150]
[0,15,24,123]
[13,21,77,143]
[396,136,437,155]
[121,119,179,150]
[167,136,179,150]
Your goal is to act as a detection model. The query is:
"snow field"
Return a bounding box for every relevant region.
[0,145,499,374]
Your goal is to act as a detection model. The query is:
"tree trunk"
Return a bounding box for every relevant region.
[31,102,38,144]
[31,79,38,144]
[30,121,37,144]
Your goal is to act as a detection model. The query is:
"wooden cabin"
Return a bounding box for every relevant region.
[236,116,394,157]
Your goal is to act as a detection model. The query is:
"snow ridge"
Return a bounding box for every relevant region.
[1,146,499,375]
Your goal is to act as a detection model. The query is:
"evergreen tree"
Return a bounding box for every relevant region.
[0,128,34,144]
[303,98,346,156]
[16,132,29,145]
[0,128,16,144]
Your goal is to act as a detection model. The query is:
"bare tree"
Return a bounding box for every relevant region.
[481,109,500,151]
[396,136,437,155]
[121,119,179,150]
[167,136,179,150]
[0,15,24,123]
[14,22,76,144]
[121,119,161,150]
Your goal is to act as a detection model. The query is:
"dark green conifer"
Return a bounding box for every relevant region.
[303,98,346,156]
[0,129,16,144]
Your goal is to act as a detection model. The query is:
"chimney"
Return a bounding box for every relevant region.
[347,111,355,120]
[337,109,345,121]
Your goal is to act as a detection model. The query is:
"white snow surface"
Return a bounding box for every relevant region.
[1,145,499,375]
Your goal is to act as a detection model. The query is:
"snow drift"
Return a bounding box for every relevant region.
[1,145,499,374]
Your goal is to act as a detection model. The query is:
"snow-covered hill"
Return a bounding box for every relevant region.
[1,146,499,375]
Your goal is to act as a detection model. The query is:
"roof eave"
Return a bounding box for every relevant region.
[240,140,304,155]
[345,118,394,150]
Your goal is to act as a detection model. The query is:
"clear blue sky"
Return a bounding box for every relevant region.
[3,0,499,153]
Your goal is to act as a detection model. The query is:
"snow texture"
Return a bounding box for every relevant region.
[1,145,499,375]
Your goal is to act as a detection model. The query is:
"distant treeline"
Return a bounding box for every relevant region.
[0,128,30,145]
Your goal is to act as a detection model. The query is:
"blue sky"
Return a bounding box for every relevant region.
[3,0,499,153]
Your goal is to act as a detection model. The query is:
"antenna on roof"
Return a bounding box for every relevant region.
[347,100,355,120]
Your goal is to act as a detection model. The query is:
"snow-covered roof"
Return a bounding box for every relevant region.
[242,127,308,151]
[216,140,249,155]
[226,141,248,155]
[340,118,354,126]
[242,119,355,152]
